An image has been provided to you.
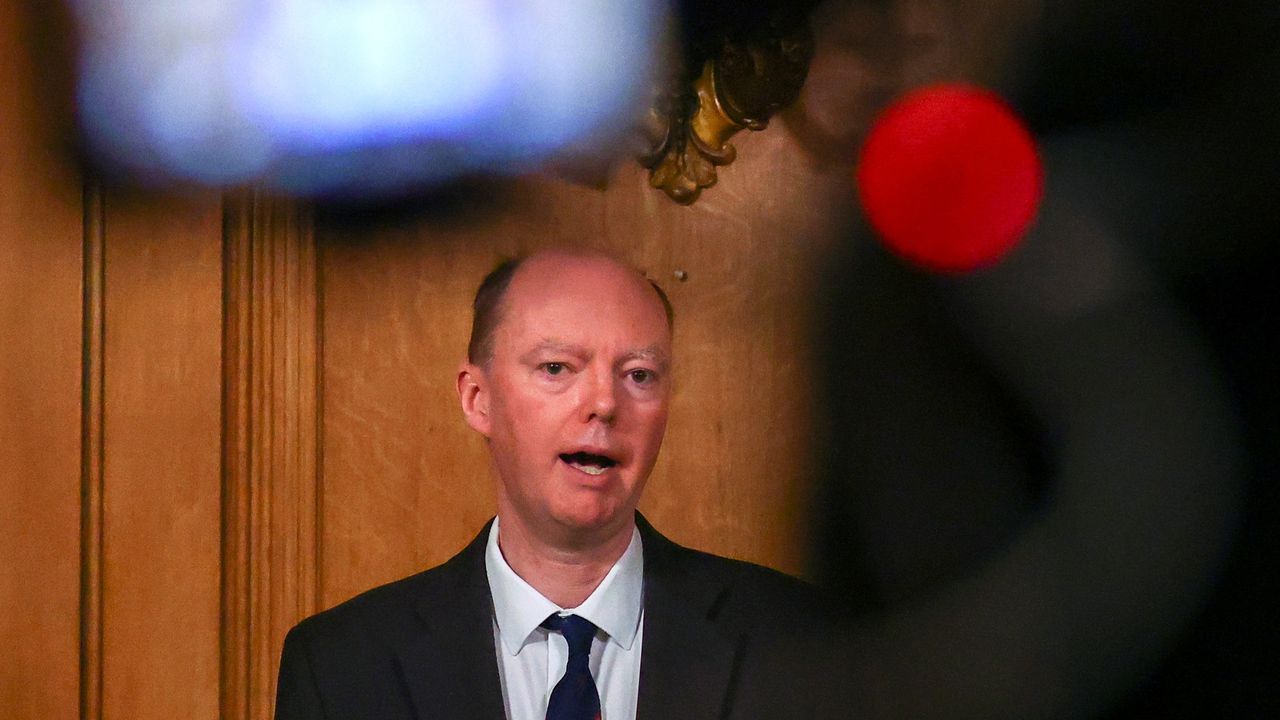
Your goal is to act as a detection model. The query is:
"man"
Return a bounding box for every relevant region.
[275,249,830,720]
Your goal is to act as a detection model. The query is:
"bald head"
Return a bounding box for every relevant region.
[467,249,673,365]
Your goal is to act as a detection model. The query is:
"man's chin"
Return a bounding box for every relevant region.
[548,504,631,545]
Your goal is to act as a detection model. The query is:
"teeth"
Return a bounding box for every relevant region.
[560,452,615,476]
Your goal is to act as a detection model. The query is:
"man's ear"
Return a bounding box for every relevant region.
[457,363,491,436]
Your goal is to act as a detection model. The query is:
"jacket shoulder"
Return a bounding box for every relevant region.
[274,532,492,719]
[283,523,488,656]
[288,565,435,645]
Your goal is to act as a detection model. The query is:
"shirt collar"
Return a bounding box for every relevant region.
[485,516,644,657]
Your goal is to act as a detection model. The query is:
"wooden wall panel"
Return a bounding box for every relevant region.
[99,193,224,720]
[0,3,85,717]
[318,126,853,607]
[222,193,320,720]
[319,217,505,606]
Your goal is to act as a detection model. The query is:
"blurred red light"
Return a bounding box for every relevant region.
[856,84,1043,273]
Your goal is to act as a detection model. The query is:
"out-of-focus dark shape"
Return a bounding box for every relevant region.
[69,0,666,196]
[805,1,1279,717]
[639,0,817,204]
[816,152,1245,719]
[856,83,1042,273]
[785,0,1038,167]
[1018,2,1271,132]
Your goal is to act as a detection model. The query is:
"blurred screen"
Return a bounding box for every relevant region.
[71,0,666,194]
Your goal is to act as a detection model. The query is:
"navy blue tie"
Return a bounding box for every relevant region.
[542,614,601,720]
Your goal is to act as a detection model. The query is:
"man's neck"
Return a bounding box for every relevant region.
[494,512,634,608]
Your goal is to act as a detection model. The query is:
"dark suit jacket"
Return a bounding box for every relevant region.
[275,514,832,720]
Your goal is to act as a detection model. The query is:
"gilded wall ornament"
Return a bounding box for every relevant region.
[639,14,814,205]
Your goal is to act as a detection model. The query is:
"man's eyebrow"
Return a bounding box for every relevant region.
[617,346,670,371]
[517,341,670,370]
[518,340,589,363]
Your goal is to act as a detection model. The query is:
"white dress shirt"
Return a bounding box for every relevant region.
[485,518,644,720]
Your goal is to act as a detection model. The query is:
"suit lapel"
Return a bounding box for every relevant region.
[396,522,507,720]
[636,516,742,720]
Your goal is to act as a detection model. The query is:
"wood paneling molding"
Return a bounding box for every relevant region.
[79,182,105,720]
[221,192,321,720]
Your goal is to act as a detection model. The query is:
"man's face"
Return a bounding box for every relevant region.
[459,253,672,546]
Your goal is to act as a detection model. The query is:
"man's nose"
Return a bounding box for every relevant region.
[582,368,618,424]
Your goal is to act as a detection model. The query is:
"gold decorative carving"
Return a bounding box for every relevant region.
[639,18,813,205]
[221,191,321,720]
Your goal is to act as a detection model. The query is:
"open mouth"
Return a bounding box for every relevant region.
[559,451,618,476]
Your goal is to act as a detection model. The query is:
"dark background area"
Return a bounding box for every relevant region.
[811,1,1278,716]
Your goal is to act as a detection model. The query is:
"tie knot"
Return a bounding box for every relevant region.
[542,614,597,656]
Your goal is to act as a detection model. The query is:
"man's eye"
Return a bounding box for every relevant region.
[541,363,565,376]
[628,368,655,385]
